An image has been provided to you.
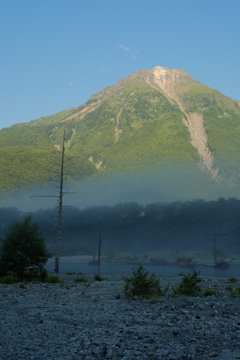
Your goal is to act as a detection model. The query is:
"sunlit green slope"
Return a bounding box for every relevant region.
[0,66,240,200]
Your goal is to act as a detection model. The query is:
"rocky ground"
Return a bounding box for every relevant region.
[1,275,240,360]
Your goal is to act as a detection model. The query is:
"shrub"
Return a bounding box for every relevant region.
[202,288,218,297]
[228,277,238,283]
[24,268,48,282]
[94,275,106,282]
[46,275,64,285]
[0,274,15,284]
[230,287,240,298]
[19,282,27,288]
[123,265,164,299]
[74,274,89,283]
[173,270,202,296]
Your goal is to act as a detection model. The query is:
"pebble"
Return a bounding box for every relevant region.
[0,275,240,359]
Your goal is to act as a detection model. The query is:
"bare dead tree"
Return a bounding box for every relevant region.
[93,246,96,263]
[209,225,228,266]
[31,128,73,273]
[97,221,102,277]
[54,130,66,273]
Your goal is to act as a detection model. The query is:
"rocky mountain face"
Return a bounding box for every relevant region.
[1,66,240,204]
[148,67,215,176]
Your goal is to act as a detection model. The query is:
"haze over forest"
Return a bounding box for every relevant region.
[1,198,239,261]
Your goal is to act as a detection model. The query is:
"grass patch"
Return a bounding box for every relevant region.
[202,288,219,297]
[230,287,240,298]
[46,275,64,285]
[227,277,238,283]
[94,275,107,282]
[74,274,89,284]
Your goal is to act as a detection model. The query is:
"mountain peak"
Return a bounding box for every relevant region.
[1,65,240,200]
[149,66,193,83]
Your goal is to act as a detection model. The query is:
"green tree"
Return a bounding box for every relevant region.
[0,215,51,280]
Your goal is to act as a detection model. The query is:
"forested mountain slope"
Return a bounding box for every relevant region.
[1,66,240,202]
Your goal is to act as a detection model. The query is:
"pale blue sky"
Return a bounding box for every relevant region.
[1,0,240,130]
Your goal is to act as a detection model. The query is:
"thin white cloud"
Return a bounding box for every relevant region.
[119,44,130,51]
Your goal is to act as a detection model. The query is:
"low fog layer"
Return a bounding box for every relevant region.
[0,165,236,212]
[1,166,239,262]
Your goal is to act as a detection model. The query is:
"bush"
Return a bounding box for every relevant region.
[202,288,218,297]
[24,268,48,282]
[0,274,15,284]
[228,277,238,283]
[94,275,106,282]
[46,275,64,284]
[0,215,51,281]
[19,282,27,288]
[74,274,89,283]
[123,265,164,299]
[173,270,202,296]
[230,287,240,298]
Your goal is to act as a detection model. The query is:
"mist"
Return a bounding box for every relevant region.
[1,165,240,265]
[1,164,238,212]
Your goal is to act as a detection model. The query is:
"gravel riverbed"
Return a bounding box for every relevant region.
[1,275,240,360]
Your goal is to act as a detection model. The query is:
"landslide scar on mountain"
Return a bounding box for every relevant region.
[89,156,103,170]
[63,100,102,122]
[181,113,217,176]
[50,127,76,150]
[65,128,76,148]
[147,66,218,179]
[114,108,122,142]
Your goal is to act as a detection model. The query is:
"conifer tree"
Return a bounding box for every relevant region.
[0,215,50,280]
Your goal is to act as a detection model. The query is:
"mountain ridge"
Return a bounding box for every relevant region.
[1,66,240,203]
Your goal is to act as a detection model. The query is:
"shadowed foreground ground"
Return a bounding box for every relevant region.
[1,275,240,360]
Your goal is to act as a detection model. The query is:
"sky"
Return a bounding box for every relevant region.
[1,0,240,130]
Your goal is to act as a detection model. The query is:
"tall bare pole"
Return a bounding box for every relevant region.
[97,221,102,277]
[210,226,227,266]
[31,128,72,273]
[54,130,65,273]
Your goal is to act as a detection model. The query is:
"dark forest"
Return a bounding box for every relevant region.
[1,198,240,261]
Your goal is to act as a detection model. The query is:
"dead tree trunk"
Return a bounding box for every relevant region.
[54,130,65,273]
[31,128,72,274]
[97,221,102,277]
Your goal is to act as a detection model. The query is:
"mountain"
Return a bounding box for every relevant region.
[1,66,240,206]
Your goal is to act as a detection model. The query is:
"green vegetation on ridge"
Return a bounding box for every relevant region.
[1,68,240,196]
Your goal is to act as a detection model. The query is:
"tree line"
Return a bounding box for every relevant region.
[0,197,240,256]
